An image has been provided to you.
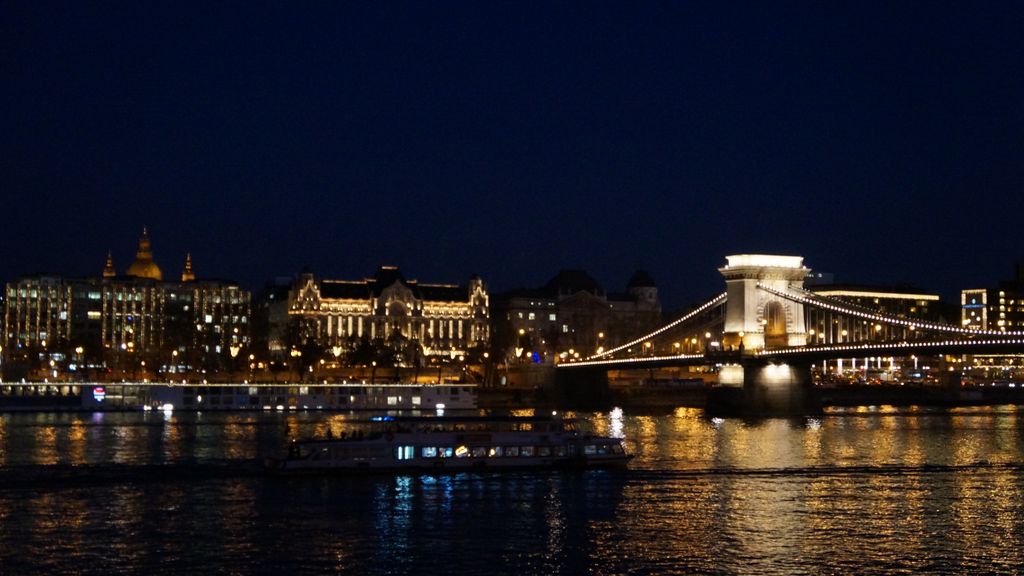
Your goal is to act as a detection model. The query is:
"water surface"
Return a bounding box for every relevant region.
[2,406,1023,575]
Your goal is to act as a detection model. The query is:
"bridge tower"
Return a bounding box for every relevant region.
[709,254,820,416]
[719,254,809,350]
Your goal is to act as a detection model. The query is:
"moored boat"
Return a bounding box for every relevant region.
[264,414,632,473]
[0,381,476,412]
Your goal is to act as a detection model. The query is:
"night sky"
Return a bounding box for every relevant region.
[3,3,1023,310]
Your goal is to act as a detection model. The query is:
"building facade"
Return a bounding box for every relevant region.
[960,266,1024,383]
[285,266,489,364]
[491,270,662,364]
[961,265,1024,332]
[2,230,251,379]
[803,283,944,344]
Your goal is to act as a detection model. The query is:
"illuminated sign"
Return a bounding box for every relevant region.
[92,386,106,402]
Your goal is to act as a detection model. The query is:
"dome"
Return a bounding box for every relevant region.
[627,270,656,288]
[126,228,163,281]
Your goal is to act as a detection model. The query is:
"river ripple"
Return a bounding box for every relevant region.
[1,405,1023,575]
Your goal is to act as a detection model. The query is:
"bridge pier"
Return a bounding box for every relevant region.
[553,367,610,409]
[707,358,821,417]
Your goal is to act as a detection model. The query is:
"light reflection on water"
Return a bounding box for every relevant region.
[1,407,1024,574]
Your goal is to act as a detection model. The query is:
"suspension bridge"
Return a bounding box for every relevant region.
[558,255,1024,415]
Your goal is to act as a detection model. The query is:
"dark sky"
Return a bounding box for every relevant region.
[3,3,1023,310]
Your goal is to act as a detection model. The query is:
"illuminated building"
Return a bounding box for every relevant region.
[285,266,489,362]
[803,283,945,344]
[492,270,662,363]
[99,231,251,362]
[4,276,76,356]
[2,230,251,378]
[960,266,1024,382]
[808,284,940,319]
[961,265,1024,331]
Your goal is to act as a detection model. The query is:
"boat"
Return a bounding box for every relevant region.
[0,381,476,412]
[264,414,632,473]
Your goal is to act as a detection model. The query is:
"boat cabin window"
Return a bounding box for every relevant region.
[471,447,487,458]
[537,446,551,457]
[520,446,534,457]
[422,446,437,458]
[394,446,415,460]
[506,446,519,457]
[488,447,503,457]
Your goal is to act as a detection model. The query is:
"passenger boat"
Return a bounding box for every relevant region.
[264,414,632,473]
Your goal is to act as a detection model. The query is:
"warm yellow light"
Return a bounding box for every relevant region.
[724,254,804,269]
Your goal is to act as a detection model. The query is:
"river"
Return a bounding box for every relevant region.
[1,406,1023,574]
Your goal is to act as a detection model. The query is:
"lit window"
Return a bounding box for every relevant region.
[549,314,556,321]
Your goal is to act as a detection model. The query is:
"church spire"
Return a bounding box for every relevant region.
[103,251,116,278]
[181,253,195,282]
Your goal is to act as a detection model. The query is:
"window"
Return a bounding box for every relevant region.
[422,446,437,458]
[549,313,556,321]
[528,312,535,320]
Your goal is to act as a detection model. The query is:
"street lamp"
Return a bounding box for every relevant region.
[229,344,241,382]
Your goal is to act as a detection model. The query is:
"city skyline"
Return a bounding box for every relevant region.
[3,3,1023,309]
[3,225,1016,310]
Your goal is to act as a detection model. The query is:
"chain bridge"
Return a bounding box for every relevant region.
[558,255,1024,415]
